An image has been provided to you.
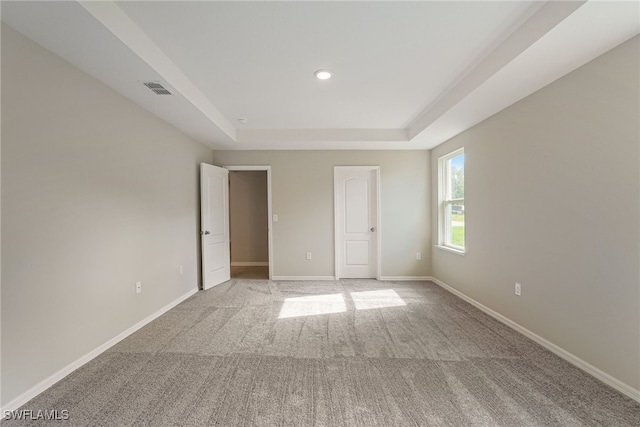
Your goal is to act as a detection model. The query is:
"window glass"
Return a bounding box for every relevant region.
[439,149,464,251]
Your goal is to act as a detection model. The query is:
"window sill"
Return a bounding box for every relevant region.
[435,245,465,256]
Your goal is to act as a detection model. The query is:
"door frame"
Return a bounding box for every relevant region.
[333,166,381,280]
[225,165,274,280]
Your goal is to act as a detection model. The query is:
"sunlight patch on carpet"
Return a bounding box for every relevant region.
[278,293,347,319]
[351,289,406,310]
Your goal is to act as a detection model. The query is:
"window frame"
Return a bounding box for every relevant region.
[437,148,465,254]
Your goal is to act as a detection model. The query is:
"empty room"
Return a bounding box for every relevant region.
[1,1,639,426]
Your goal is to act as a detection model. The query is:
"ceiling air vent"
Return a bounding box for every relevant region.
[143,81,172,95]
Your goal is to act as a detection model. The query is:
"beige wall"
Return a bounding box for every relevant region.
[1,26,213,405]
[229,171,269,264]
[3,12,635,409]
[431,36,640,390]
[213,151,431,278]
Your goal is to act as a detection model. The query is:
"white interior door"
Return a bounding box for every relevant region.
[335,166,379,279]
[201,163,230,289]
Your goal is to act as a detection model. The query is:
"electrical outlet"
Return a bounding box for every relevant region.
[136,281,142,294]
[273,214,279,222]
[515,282,521,296]
[416,252,421,260]
[179,265,184,275]
[306,252,312,260]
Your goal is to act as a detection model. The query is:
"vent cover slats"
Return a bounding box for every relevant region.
[143,81,172,95]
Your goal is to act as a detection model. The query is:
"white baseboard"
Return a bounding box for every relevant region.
[272,276,336,281]
[379,276,431,281]
[231,262,269,267]
[429,277,640,404]
[5,278,637,411]
[271,276,431,282]
[1,287,199,413]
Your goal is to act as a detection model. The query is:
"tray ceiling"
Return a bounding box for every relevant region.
[2,1,638,150]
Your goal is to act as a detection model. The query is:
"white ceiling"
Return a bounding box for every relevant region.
[2,1,639,150]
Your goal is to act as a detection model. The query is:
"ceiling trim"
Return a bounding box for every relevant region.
[78,0,589,148]
[81,0,584,148]
[237,129,408,144]
[407,0,586,140]
[78,0,237,141]
[4,1,634,151]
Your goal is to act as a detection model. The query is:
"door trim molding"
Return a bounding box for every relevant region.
[225,165,273,280]
[334,166,381,280]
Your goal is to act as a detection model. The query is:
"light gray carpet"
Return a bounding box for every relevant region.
[3,279,639,426]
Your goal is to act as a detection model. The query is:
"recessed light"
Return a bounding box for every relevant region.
[237,118,248,124]
[314,70,332,80]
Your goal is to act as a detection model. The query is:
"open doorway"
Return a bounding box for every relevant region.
[228,168,271,280]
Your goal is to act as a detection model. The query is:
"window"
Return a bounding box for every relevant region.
[438,148,465,252]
